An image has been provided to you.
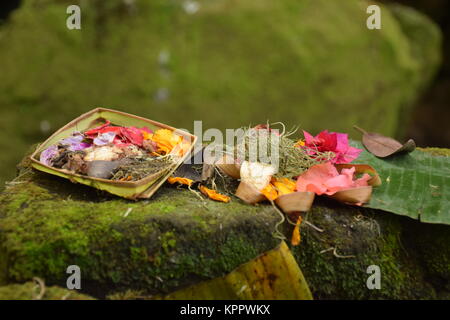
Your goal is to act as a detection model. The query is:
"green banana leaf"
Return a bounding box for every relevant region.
[351,141,450,224]
[158,241,312,300]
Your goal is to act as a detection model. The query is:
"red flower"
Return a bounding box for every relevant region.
[84,121,145,147]
[301,130,362,164]
[120,126,144,147]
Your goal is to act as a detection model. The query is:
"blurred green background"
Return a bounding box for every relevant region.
[0,0,447,186]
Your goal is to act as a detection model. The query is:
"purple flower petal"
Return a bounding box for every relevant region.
[94,131,116,146]
[70,142,92,151]
[40,145,59,166]
[60,133,91,151]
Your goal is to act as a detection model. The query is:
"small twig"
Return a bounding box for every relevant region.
[188,184,204,202]
[304,220,324,233]
[61,292,72,300]
[122,207,133,217]
[210,175,218,191]
[269,200,287,241]
[320,247,334,254]
[33,277,46,300]
[5,168,33,187]
[285,214,297,226]
[270,121,287,136]
[214,166,230,193]
[237,285,248,295]
[188,185,209,210]
[353,125,367,135]
[333,247,356,259]
[320,247,355,259]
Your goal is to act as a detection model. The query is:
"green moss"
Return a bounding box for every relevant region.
[160,232,177,254]
[401,221,450,295]
[0,245,7,286]
[106,289,147,300]
[418,147,450,157]
[0,281,94,300]
[293,201,439,299]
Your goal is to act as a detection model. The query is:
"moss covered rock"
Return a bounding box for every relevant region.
[0,151,281,297]
[293,204,449,299]
[0,0,442,184]
[0,148,449,299]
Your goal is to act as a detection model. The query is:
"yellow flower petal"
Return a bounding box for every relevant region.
[294,139,305,147]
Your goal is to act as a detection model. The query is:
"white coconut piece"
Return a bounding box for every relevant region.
[84,146,123,162]
[240,161,276,191]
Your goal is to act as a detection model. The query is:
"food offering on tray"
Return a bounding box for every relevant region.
[30,108,197,199]
[39,120,190,181]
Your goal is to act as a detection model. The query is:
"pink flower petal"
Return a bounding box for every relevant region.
[296,163,371,196]
[303,130,315,145]
[335,133,349,153]
[324,176,353,195]
[303,131,363,164]
[296,162,339,195]
[354,173,371,187]
[140,126,153,134]
[305,183,328,195]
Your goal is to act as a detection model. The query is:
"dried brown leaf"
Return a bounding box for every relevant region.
[353,126,415,158]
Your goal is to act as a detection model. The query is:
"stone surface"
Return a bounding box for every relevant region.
[0,0,442,185]
[0,148,449,299]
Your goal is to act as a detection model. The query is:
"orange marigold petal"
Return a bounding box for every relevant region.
[150,129,183,155]
[142,131,153,140]
[199,185,230,203]
[167,176,193,186]
[273,177,296,195]
[260,183,278,201]
[291,216,303,246]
